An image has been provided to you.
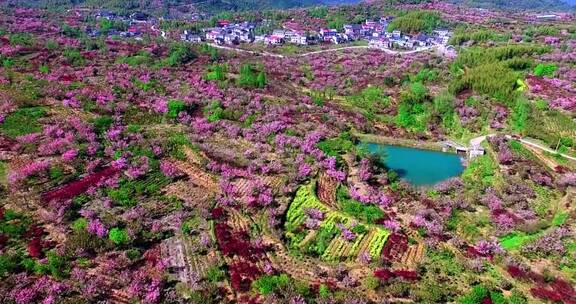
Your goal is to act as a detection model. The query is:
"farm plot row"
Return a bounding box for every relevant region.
[285,184,390,262]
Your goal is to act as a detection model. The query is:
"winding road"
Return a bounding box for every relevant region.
[470,134,576,162]
[505,135,576,162]
[206,43,436,59]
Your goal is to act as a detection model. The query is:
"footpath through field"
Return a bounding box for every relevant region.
[206,43,437,59]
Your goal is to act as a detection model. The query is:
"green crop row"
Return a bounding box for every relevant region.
[285,184,391,261]
[348,232,367,257]
[368,230,390,259]
[286,186,332,230]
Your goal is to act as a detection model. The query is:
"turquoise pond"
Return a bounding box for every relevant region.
[364,143,465,187]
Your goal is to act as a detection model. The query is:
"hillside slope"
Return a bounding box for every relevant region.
[452,0,573,10]
[6,0,363,13]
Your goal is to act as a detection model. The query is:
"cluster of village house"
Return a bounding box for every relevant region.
[180,17,454,50]
[83,10,454,51]
[84,11,156,40]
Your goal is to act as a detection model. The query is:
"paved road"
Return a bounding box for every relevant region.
[206,43,436,59]
[207,43,285,58]
[505,135,576,162]
[458,134,576,162]
[470,134,493,148]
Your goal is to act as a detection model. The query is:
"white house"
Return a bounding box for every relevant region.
[265,35,284,45]
[434,29,451,37]
[181,30,202,43]
[224,34,239,45]
[205,29,221,41]
[290,34,309,45]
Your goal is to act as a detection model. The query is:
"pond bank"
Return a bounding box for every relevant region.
[354,133,445,153]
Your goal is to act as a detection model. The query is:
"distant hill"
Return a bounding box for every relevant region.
[451,0,573,10]
[192,0,363,12]
[4,0,365,14]
[7,0,571,14]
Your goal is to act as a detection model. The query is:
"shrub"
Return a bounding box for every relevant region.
[361,276,380,290]
[252,274,291,295]
[453,45,550,69]
[199,43,219,61]
[205,265,225,283]
[108,228,129,245]
[340,195,384,224]
[306,226,338,256]
[533,63,557,78]
[204,64,227,81]
[525,25,560,37]
[202,100,224,123]
[99,19,127,33]
[63,48,85,66]
[308,6,328,18]
[319,283,331,298]
[72,218,88,232]
[167,99,186,119]
[61,24,83,38]
[125,248,141,260]
[33,251,70,279]
[117,51,153,66]
[0,254,19,277]
[490,291,506,304]
[395,82,430,131]
[164,43,196,67]
[459,285,489,304]
[316,132,354,157]
[508,290,528,304]
[236,64,266,88]
[347,86,390,117]
[9,33,35,46]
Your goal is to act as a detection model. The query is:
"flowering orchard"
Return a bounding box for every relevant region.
[0,3,575,304]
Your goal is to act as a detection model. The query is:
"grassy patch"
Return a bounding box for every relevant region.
[552,212,569,226]
[526,110,576,149]
[462,154,499,189]
[0,107,46,138]
[316,132,355,157]
[499,231,541,251]
[337,186,384,224]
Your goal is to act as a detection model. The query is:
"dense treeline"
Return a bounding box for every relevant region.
[387,10,444,34]
[450,44,550,104]
[455,63,519,104]
[452,44,550,69]
[449,28,510,46]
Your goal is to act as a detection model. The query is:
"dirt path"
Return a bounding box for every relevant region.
[506,136,576,162]
[207,43,436,59]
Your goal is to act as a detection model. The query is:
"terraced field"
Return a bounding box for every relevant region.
[285,184,390,262]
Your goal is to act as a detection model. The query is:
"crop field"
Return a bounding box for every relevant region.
[285,184,390,262]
